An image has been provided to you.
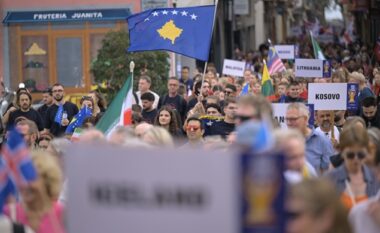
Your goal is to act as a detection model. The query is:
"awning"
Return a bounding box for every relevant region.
[3,8,131,24]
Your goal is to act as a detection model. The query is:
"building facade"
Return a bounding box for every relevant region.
[1,0,140,98]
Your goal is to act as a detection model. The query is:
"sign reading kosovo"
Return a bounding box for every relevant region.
[308,83,347,110]
[127,5,215,61]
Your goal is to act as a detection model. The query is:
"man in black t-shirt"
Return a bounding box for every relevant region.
[37,88,54,125]
[158,77,187,122]
[45,83,78,136]
[141,92,157,124]
[7,92,44,132]
[208,97,237,138]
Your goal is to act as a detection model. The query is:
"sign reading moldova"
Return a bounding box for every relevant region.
[222,59,246,77]
[127,5,216,61]
[295,59,331,78]
[274,45,296,59]
[308,83,347,110]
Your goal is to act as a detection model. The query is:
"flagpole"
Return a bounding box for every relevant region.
[129,61,135,91]
[200,0,219,92]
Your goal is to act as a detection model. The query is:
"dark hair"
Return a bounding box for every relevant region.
[154,106,179,135]
[141,92,155,102]
[361,96,377,108]
[224,97,237,108]
[80,96,94,107]
[225,83,237,92]
[132,104,142,113]
[288,81,300,88]
[52,83,64,89]
[182,66,190,71]
[186,116,204,130]
[194,80,209,96]
[89,90,107,111]
[206,103,221,114]
[17,92,32,103]
[43,88,52,96]
[212,85,223,92]
[16,87,29,95]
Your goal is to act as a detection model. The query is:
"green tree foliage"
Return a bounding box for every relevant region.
[91,29,170,102]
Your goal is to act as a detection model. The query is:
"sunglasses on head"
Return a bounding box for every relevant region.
[186,125,200,131]
[345,151,366,160]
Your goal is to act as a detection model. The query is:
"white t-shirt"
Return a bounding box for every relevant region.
[315,126,340,142]
[349,191,380,233]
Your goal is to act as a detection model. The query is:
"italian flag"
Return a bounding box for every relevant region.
[261,62,274,97]
[96,74,133,136]
[310,31,325,60]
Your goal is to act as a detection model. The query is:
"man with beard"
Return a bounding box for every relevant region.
[315,110,340,146]
[37,88,54,124]
[7,92,44,132]
[361,96,380,128]
[45,83,78,136]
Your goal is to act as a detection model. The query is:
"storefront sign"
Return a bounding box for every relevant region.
[295,59,331,78]
[308,83,347,110]
[222,59,246,77]
[3,9,131,24]
[274,45,296,59]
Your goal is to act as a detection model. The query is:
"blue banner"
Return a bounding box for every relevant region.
[322,60,332,78]
[347,83,359,111]
[306,104,314,127]
[3,9,131,24]
[241,152,285,233]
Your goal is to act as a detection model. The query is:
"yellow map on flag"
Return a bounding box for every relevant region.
[157,20,183,44]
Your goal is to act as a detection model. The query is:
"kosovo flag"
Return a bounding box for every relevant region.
[127,5,215,61]
[65,106,92,134]
[54,104,64,125]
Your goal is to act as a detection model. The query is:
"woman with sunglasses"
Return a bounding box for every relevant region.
[326,124,379,210]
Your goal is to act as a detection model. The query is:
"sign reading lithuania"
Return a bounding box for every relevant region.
[2,9,131,23]
[295,59,331,78]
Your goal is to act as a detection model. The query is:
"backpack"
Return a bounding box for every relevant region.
[12,223,25,233]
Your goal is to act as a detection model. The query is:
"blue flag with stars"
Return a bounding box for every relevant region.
[127,5,215,61]
[65,106,92,134]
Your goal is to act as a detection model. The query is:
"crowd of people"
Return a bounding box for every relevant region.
[0,40,380,232]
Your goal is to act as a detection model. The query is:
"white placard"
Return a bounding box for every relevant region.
[308,83,347,110]
[295,59,324,78]
[222,59,246,77]
[274,45,295,59]
[67,145,238,233]
[234,0,249,15]
[272,103,289,129]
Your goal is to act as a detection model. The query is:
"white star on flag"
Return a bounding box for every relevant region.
[171,10,178,15]
[152,11,159,16]
[190,14,197,20]
[144,17,149,22]
[162,10,168,15]
[181,11,188,16]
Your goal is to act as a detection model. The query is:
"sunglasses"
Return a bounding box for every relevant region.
[345,151,366,160]
[285,210,304,221]
[186,125,200,131]
[234,115,254,122]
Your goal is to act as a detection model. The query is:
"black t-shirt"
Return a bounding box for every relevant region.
[45,102,79,137]
[158,94,187,121]
[7,108,44,131]
[142,109,158,124]
[37,104,50,127]
[208,120,235,138]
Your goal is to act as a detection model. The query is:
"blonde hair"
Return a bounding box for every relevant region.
[143,126,174,148]
[348,72,366,84]
[289,179,352,233]
[31,150,62,201]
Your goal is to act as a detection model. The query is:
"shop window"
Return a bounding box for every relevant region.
[21,35,49,92]
[56,37,84,87]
